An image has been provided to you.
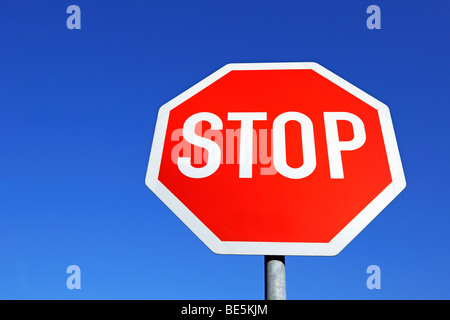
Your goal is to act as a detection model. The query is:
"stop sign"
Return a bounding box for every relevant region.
[145,62,406,256]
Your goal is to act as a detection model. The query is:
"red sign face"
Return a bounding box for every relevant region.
[146,63,406,256]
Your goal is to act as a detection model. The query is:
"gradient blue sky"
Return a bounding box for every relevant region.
[0,0,448,299]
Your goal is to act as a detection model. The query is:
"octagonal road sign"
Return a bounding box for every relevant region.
[145,62,406,256]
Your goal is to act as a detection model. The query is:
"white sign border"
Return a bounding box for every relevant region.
[145,62,406,256]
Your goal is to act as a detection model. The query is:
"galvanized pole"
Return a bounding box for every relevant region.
[264,255,286,300]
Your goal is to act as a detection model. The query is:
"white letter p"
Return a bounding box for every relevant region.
[324,112,366,179]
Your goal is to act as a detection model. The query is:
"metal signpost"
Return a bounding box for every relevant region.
[145,62,406,300]
[265,256,286,300]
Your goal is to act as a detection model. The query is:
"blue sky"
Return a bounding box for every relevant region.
[0,0,448,299]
